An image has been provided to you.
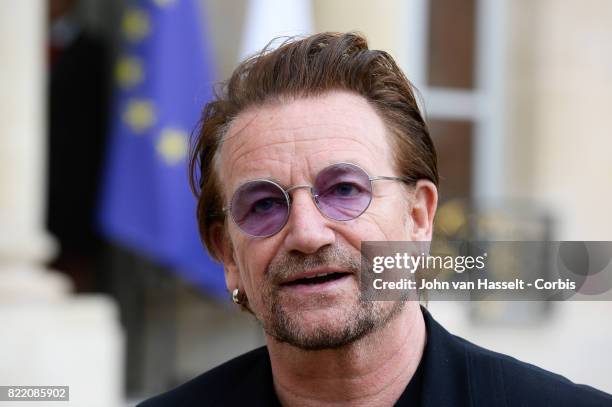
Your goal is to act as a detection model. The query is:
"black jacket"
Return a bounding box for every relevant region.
[139,307,612,406]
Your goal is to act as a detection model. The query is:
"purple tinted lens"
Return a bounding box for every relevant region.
[230,180,289,237]
[314,163,372,221]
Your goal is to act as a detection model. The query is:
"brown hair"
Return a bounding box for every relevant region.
[190,32,438,260]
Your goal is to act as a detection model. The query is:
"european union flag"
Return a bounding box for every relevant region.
[99,0,225,298]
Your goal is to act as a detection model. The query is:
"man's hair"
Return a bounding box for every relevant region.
[189,32,438,260]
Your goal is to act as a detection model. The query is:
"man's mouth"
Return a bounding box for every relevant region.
[279,268,355,290]
[283,271,351,286]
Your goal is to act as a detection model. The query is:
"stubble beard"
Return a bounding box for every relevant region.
[258,244,406,351]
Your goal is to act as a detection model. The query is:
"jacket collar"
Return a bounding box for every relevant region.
[419,306,474,407]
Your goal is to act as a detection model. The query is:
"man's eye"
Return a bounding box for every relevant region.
[252,198,281,213]
[332,183,359,197]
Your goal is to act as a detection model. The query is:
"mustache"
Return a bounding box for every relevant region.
[266,244,362,284]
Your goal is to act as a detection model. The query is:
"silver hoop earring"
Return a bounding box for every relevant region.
[232,288,241,305]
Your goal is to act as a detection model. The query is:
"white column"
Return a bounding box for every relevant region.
[0,0,69,300]
[0,3,124,405]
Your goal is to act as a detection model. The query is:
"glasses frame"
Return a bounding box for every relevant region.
[224,162,411,238]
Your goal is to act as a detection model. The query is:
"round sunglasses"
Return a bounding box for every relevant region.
[225,162,412,238]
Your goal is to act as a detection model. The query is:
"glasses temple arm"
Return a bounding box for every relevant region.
[369,175,416,184]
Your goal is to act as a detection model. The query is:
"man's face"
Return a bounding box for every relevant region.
[217,91,419,350]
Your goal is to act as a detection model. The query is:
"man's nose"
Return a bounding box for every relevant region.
[282,189,335,254]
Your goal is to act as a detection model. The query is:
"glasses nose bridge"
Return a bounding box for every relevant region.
[284,183,320,209]
[285,183,313,196]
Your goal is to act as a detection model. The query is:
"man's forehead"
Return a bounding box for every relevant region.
[218,92,392,185]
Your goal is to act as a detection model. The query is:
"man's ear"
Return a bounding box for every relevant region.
[209,223,240,292]
[409,180,438,241]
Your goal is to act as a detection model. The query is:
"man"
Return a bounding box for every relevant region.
[140,32,612,406]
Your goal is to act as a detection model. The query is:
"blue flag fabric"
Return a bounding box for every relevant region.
[99,0,225,298]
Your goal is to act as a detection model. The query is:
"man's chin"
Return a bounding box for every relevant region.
[268,319,373,351]
[286,306,354,333]
[263,300,404,351]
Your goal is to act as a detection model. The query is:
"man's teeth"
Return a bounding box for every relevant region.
[305,273,332,279]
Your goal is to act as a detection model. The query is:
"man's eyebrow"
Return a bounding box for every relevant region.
[236,175,286,188]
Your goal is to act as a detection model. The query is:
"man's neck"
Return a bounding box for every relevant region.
[266,303,426,407]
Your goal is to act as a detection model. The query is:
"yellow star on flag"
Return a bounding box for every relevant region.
[122,8,150,43]
[123,99,156,133]
[156,128,188,165]
[115,56,144,89]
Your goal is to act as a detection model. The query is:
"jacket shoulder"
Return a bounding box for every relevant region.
[137,346,270,407]
[454,334,612,406]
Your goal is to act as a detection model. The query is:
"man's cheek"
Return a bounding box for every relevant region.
[351,216,391,241]
[237,256,267,297]
[370,207,411,240]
